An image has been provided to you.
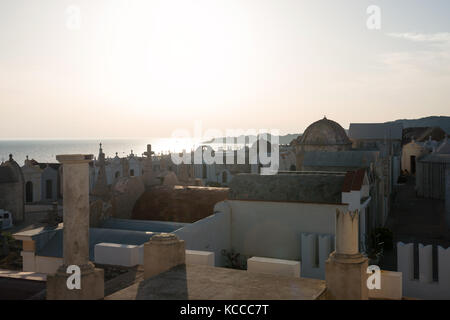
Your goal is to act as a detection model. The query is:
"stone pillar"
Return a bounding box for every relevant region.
[335,210,360,257]
[46,154,104,300]
[325,209,369,300]
[144,233,185,279]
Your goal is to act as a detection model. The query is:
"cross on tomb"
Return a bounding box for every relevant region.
[143,144,154,158]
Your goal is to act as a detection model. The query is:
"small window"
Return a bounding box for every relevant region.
[115,171,120,178]
[130,169,134,176]
[46,179,53,199]
[202,164,207,179]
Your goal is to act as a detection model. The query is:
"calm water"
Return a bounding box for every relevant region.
[0,139,190,165]
[0,138,245,165]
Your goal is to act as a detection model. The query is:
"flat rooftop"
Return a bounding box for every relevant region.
[229,173,347,204]
[106,264,326,300]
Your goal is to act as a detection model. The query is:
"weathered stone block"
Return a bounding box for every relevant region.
[94,243,140,267]
[144,233,185,279]
[186,250,215,266]
[46,264,104,300]
[368,270,402,300]
[247,256,300,278]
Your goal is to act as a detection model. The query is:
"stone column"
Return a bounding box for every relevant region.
[46,154,104,300]
[144,233,185,279]
[59,155,91,266]
[335,210,360,257]
[325,209,369,300]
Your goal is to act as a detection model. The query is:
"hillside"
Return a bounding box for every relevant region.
[385,116,450,134]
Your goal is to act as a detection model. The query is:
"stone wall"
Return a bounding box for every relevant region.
[227,200,346,262]
[132,185,229,222]
[228,173,345,204]
[111,176,145,219]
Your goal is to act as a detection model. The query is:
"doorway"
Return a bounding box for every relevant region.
[410,155,416,174]
[25,181,33,203]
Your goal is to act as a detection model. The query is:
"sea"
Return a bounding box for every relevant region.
[0,138,189,165]
[0,138,245,165]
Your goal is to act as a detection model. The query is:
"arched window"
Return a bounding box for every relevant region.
[290,164,296,171]
[130,169,134,176]
[25,181,33,203]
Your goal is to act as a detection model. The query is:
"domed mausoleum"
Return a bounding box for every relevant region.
[295,117,352,169]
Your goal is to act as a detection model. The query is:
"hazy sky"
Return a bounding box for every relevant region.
[1,0,449,139]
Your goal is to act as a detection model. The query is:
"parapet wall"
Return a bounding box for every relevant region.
[397,242,450,299]
[301,233,334,280]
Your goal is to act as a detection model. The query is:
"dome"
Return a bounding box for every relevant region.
[300,117,351,147]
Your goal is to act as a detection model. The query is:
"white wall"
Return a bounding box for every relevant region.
[397,242,450,299]
[174,201,231,267]
[22,168,42,203]
[175,200,349,270]
[128,158,142,177]
[227,200,346,262]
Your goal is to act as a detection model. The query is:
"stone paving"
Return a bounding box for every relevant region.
[106,264,326,300]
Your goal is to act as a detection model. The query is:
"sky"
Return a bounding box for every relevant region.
[0,0,449,139]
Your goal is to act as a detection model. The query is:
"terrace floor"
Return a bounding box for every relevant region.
[106,264,326,300]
